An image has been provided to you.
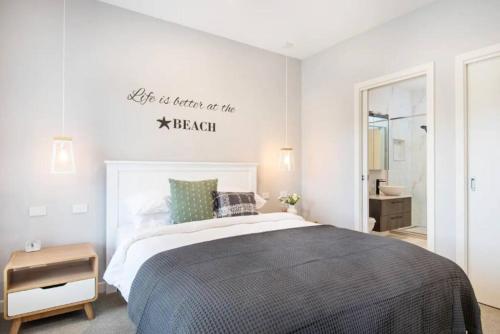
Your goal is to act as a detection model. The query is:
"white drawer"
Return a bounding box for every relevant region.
[8,278,95,317]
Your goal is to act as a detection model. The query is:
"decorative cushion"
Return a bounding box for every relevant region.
[169,179,218,223]
[212,191,259,218]
[218,187,267,209]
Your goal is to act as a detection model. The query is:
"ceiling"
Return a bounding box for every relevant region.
[100,0,436,59]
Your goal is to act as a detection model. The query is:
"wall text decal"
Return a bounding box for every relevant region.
[157,117,216,132]
[127,87,234,133]
[127,88,236,113]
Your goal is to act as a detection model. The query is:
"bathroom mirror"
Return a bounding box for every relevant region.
[368,114,389,170]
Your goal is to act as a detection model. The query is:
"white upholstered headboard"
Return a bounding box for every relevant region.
[105,161,258,270]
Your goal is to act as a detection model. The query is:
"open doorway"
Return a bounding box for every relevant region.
[354,64,435,251]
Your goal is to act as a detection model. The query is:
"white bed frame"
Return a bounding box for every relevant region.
[105,161,258,292]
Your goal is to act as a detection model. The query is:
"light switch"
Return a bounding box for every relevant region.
[72,204,88,214]
[29,206,47,217]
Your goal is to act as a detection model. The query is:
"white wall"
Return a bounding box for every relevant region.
[0,0,301,292]
[301,0,500,260]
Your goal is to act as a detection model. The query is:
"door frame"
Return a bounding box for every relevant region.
[455,43,500,272]
[354,63,435,252]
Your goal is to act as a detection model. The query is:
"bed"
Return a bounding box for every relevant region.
[104,161,482,334]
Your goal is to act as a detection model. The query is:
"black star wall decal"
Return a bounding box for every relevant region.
[157,117,171,129]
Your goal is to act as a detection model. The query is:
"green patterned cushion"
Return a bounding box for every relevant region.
[169,179,218,223]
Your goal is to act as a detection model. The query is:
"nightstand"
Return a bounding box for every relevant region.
[3,243,98,334]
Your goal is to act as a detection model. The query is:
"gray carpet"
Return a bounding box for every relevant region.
[0,294,135,334]
[1,294,499,333]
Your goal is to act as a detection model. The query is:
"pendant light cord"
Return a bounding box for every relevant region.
[285,56,288,146]
[61,0,66,135]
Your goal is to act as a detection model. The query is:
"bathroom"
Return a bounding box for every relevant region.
[367,76,428,247]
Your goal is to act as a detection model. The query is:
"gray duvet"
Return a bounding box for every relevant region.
[128,226,481,333]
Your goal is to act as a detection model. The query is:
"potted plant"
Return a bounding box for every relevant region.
[279,193,301,214]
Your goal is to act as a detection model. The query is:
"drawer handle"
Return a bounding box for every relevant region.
[41,283,67,290]
[390,216,403,220]
[390,201,402,205]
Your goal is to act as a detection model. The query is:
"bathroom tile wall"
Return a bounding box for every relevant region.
[368,79,427,227]
[389,117,427,227]
[388,89,427,227]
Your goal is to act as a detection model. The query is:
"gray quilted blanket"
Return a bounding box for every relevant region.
[128,226,481,333]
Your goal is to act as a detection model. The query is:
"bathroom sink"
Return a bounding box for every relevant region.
[379,185,404,196]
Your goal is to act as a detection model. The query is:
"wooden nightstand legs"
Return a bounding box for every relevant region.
[8,303,95,334]
[83,302,95,320]
[9,318,21,334]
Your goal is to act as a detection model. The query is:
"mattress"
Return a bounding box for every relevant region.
[104,212,316,300]
[105,213,481,333]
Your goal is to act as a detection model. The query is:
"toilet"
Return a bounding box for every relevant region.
[368,217,376,233]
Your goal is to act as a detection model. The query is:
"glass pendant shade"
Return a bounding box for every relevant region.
[51,136,75,174]
[279,147,294,171]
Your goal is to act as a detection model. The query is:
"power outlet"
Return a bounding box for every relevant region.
[29,206,47,217]
[72,204,88,214]
[261,192,270,200]
[279,191,288,198]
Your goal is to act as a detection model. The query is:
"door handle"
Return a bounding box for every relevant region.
[470,177,476,192]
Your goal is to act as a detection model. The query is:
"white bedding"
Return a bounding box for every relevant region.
[104,212,318,301]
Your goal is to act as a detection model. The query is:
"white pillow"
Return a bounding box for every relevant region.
[131,212,172,229]
[254,193,267,209]
[126,191,170,216]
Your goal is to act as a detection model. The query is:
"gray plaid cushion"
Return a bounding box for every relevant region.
[212,191,258,218]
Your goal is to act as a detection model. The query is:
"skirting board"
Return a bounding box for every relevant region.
[0,281,107,314]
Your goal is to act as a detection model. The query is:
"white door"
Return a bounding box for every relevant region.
[362,90,369,233]
[467,54,500,308]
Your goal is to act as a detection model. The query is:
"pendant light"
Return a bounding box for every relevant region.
[51,0,75,174]
[279,56,294,171]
